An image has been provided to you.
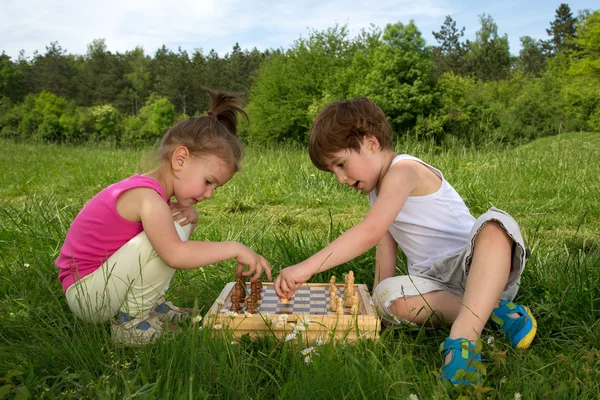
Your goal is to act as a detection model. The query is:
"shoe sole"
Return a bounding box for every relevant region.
[513,306,537,349]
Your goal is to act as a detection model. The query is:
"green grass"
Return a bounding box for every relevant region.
[1,132,599,399]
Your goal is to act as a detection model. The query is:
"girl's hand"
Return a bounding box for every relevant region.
[235,244,272,282]
[274,264,313,299]
[170,202,199,226]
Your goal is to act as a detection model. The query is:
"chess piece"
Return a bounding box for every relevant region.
[230,288,242,313]
[336,295,344,315]
[246,295,257,313]
[344,271,355,307]
[330,293,337,311]
[350,295,359,314]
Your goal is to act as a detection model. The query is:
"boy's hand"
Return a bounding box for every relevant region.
[170,202,199,226]
[274,264,313,299]
[235,244,272,282]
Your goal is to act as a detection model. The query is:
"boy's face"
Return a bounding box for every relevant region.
[324,137,382,194]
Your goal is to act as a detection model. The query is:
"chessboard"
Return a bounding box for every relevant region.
[203,282,381,344]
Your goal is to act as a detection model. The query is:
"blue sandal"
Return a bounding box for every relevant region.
[491,300,537,349]
[440,337,483,385]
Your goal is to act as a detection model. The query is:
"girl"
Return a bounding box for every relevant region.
[56,88,271,346]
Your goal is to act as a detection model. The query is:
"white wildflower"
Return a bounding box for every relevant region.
[409,395,418,400]
[296,325,306,332]
[244,312,252,318]
[275,321,285,330]
[288,322,296,328]
[213,324,222,330]
[301,347,315,355]
[315,338,328,346]
[300,317,311,326]
[514,394,521,400]
[304,355,312,364]
[24,263,30,268]
[217,299,224,306]
[228,311,238,319]
[487,336,495,348]
[278,313,289,321]
[192,315,202,323]
[285,332,297,341]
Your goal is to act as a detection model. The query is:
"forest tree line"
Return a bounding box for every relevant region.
[1,3,598,146]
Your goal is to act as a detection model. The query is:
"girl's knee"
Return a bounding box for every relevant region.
[174,222,192,241]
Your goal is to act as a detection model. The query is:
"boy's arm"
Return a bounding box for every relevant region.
[374,230,398,290]
[274,161,419,297]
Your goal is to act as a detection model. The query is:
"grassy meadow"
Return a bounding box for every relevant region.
[1,132,599,399]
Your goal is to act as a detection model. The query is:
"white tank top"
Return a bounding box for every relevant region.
[369,155,475,275]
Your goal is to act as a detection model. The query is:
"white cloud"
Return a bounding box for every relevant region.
[1,0,453,58]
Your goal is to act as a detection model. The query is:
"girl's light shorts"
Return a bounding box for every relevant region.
[372,207,528,325]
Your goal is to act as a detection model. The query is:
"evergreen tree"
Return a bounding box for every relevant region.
[432,16,467,76]
[28,42,79,99]
[545,3,577,54]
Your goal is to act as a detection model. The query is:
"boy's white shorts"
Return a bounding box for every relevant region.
[372,207,528,325]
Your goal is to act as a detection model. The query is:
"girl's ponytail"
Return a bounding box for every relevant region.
[157,88,247,171]
[205,87,248,137]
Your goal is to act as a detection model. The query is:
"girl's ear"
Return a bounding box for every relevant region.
[171,146,190,172]
[362,135,381,153]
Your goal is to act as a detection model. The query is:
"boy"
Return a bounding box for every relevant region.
[273,97,536,385]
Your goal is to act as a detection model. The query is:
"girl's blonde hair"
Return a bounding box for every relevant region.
[156,88,247,171]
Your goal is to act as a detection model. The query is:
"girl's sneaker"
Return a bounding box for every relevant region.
[149,300,193,323]
[440,337,483,385]
[491,300,537,349]
[111,312,162,346]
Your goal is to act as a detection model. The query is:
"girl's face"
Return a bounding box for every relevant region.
[174,153,235,207]
[325,137,382,194]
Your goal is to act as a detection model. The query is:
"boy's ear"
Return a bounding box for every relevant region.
[362,135,381,153]
[171,146,190,172]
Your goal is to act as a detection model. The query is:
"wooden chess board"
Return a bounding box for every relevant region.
[203,282,380,343]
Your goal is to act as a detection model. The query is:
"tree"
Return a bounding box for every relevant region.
[517,36,547,75]
[124,47,151,114]
[28,42,78,99]
[465,14,511,81]
[569,11,600,79]
[356,21,436,133]
[0,52,24,102]
[79,39,126,106]
[432,16,467,76]
[545,3,577,55]
[153,46,196,115]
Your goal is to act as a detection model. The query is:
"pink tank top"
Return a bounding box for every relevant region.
[56,175,167,292]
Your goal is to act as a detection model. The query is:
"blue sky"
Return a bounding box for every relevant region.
[1,0,597,60]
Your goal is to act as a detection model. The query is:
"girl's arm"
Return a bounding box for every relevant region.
[374,230,398,290]
[274,161,419,297]
[134,188,271,280]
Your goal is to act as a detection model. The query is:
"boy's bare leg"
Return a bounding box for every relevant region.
[450,221,512,341]
[390,290,463,326]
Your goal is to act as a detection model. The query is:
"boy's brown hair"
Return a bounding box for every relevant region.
[308,97,393,171]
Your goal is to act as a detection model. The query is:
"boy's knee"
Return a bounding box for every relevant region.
[478,221,512,246]
[388,296,426,321]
